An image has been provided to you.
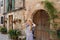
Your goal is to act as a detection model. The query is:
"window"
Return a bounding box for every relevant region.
[7,0,15,12]
[1,17,4,24]
[6,0,25,12]
[12,0,15,10]
[8,0,12,11]
[1,0,3,7]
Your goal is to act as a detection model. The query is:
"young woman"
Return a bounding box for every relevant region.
[22,19,36,40]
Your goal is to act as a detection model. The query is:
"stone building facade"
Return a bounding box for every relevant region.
[4,0,60,40]
[0,0,5,27]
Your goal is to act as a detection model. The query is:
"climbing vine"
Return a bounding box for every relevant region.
[44,0,59,38]
[44,0,58,28]
[44,1,58,19]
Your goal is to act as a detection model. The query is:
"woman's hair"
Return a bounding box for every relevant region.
[27,18,33,23]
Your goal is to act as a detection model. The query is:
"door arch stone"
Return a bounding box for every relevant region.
[32,9,50,40]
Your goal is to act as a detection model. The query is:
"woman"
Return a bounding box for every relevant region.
[22,19,35,40]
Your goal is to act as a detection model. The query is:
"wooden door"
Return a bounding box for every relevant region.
[9,15,13,30]
[33,10,50,40]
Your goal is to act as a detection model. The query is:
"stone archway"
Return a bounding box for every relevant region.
[32,9,50,40]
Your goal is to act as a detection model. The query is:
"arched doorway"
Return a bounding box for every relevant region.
[33,9,50,40]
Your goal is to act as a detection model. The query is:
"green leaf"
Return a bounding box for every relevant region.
[44,1,57,19]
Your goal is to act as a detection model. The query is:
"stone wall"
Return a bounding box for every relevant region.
[24,0,60,40]
[6,0,60,40]
[6,9,25,31]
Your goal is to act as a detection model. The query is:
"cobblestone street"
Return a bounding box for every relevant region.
[0,33,11,40]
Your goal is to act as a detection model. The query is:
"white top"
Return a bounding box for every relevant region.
[25,23,36,36]
[25,24,32,36]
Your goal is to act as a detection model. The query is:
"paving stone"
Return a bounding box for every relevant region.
[0,33,11,40]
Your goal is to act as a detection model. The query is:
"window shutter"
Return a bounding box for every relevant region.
[6,0,9,12]
[12,0,15,10]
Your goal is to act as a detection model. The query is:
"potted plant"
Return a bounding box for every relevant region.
[57,29,60,39]
[0,27,7,34]
[8,29,21,40]
[23,37,26,40]
[0,27,2,32]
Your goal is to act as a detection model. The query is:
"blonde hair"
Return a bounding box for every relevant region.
[27,18,33,23]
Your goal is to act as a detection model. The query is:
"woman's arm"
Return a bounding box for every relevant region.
[29,21,33,31]
[30,23,36,31]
